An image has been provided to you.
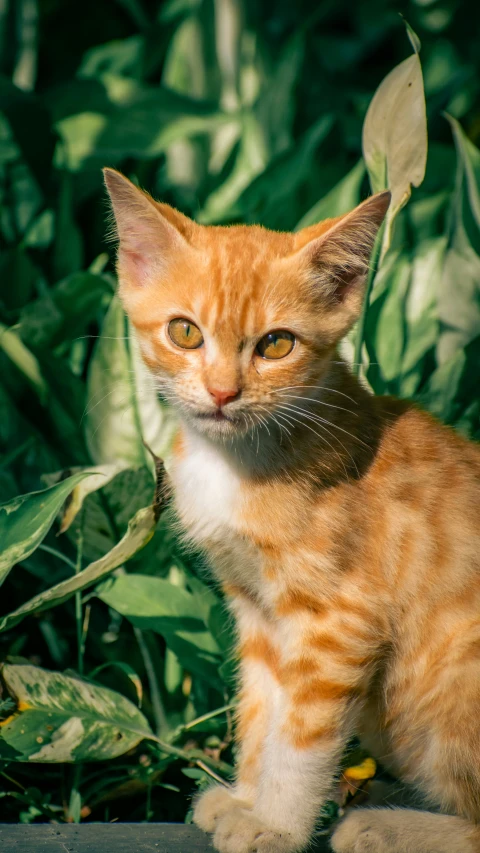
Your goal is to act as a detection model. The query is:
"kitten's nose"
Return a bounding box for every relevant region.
[208,387,239,408]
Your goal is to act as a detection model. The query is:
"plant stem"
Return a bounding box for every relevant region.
[170,703,236,742]
[0,771,25,791]
[148,734,231,786]
[352,225,384,377]
[0,437,35,470]
[38,544,77,573]
[195,760,230,787]
[134,628,167,737]
[75,513,84,675]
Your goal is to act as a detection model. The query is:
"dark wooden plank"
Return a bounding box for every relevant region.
[0,824,213,853]
[0,823,332,853]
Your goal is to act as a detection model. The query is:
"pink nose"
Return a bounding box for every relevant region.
[208,388,239,408]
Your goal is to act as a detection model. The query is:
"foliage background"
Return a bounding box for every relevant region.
[0,0,479,828]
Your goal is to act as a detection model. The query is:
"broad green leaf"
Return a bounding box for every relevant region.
[0,246,38,311]
[98,574,223,688]
[373,254,411,382]
[0,473,91,587]
[447,115,480,234]
[0,505,157,633]
[0,332,88,466]
[85,297,176,469]
[419,335,480,433]
[0,77,56,196]
[0,664,152,761]
[79,37,144,79]
[57,463,127,533]
[362,40,427,257]
[296,159,365,229]
[19,272,112,349]
[130,332,178,464]
[255,32,305,156]
[88,661,143,706]
[0,325,46,401]
[198,112,268,224]
[419,348,465,424]
[56,85,228,171]
[207,602,234,655]
[54,465,157,564]
[85,296,144,467]
[232,116,334,230]
[52,170,84,280]
[400,237,446,387]
[23,209,55,249]
[437,118,480,364]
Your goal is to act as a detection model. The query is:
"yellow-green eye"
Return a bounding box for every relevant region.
[168,318,203,350]
[256,330,295,359]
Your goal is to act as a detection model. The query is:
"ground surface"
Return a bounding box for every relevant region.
[0,823,332,852]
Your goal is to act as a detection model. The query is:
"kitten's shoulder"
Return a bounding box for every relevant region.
[372,394,480,472]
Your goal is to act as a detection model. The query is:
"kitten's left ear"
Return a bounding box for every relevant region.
[293,191,391,339]
[103,168,192,288]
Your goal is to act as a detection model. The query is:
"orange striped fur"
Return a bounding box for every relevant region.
[105,168,480,853]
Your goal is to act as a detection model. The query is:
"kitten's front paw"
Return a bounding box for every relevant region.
[213,807,303,853]
[330,811,383,853]
[193,785,251,834]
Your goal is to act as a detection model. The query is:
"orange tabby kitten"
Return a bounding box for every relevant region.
[104,168,480,853]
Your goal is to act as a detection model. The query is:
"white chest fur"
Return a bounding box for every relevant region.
[172,430,241,542]
[171,429,261,588]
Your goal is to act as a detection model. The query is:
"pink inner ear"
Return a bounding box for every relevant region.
[332,271,363,303]
[118,247,156,287]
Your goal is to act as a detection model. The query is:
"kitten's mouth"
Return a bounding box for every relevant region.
[196,411,233,422]
[191,408,245,435]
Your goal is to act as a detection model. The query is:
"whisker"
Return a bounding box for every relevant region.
[276,404,357,477]
[255,411,271,438]
[268,411,293,448]
[273,392,357,417]
[274,385,358,405]
[276,400,368,451]
[275,408,345,477]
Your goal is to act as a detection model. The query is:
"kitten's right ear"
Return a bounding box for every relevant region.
[103,168,189,286]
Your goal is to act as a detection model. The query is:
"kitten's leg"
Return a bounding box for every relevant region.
[213,602,380,853]
[193,596,278,832]
[331,808,480,853]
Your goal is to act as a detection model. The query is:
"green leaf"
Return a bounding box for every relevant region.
[52,170,84,280]
[0,664,152,761]
[97,574,223,688]
[447,115,480,234]
[0,247,39,312]
[85,296,142,467]
[296,159,366,229]
[198,112,267,224]
[373,254,411,383]
[420,335,480,432]
[0,473,91,587]
[437,118,480,365]
[0,77,56,196]
[255,32,305,156]
[0,324,46,401]
[56,85,228,171]
[57,463,127,533]
[85,296,176,469]
[400,237,446,390]
[362,38,427,257]
[233,115,334,229]
[19,272,112,349]
[419,348,465,423]
[0,505,157,633]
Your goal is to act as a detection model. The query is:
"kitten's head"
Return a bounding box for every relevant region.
[104,169,389,442]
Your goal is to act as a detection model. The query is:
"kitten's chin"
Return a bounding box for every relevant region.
[189,411,248,440]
